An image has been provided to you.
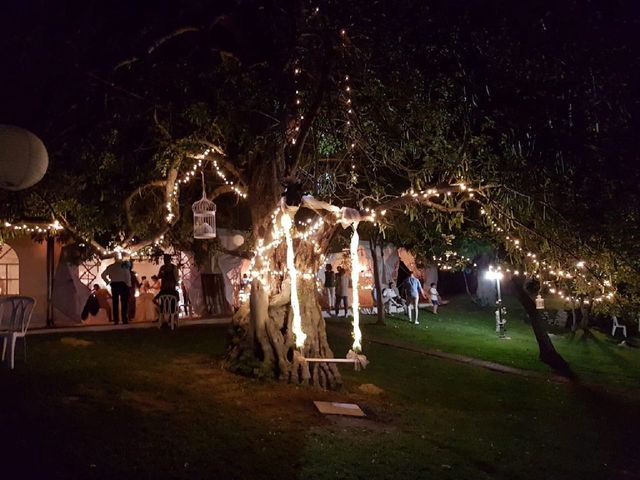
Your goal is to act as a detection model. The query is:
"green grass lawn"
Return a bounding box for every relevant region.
[0,320,638,479]
[352,294,640,390]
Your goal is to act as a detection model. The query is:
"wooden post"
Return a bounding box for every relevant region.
[369,236,385,325]
[46,234,55,326]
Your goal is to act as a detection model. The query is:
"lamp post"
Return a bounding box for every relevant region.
[485,270,505,335]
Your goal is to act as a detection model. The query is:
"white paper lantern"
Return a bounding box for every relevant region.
[0,125,48,191]
[231,234,244,247]
[535,294,545,310]
[192,192,216,239]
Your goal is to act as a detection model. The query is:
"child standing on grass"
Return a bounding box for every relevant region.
[430,282,440,314]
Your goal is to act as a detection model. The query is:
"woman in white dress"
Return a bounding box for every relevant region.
[136,276,158,322]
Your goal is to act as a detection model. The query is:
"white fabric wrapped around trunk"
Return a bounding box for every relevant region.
[301,195,341,213]
[347,349,369,371]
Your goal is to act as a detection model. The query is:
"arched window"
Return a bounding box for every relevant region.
[0,245,19,295]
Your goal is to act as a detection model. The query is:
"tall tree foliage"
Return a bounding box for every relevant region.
[1,0,639,381]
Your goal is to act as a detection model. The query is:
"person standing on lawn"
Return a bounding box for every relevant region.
[402,272,425,325]
[335,266,350,317]
[430,282,441,314]
[101,258,132,324]
[324,264,336,311]
[158,254,179,298]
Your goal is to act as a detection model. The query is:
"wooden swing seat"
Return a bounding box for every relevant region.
[303,357,357,363]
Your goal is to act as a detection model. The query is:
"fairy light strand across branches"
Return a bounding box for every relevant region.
[479,204,617,304]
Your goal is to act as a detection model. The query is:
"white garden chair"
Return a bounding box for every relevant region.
[0,296,36,369]
[157,295,179,330]
[611,316,627,338]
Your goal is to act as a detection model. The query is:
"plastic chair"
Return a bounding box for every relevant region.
[157,295,179,330]
[611,316,627,338]
[379,288,407,315]
[388,297,408,314]
[0,296,36,369]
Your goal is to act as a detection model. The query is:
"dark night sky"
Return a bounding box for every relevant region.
[1,0,639,145]
[0,0,235,136]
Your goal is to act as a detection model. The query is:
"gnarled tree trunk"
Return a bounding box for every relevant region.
[225,147,342,389]
[511,277,573,377]
[226,245,342,389]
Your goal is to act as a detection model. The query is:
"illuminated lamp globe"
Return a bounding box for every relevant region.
[484,270,504,281]
[0,125,48,190]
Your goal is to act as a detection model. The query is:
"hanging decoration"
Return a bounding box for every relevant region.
[192,171,217,239]
[349,221,362,352]
[0,125,49,191]
[535,294,545,310]
[281,211,306,348]
[315,171,336,196]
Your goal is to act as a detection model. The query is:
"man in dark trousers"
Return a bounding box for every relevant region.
[324,264,336,311]
[101,259,132,324]
[334,266,350,317]
[157,254,179,298]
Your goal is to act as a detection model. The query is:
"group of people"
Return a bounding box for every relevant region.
[86,254,181,325]
[323,264,351,317]
[323,263,441,324]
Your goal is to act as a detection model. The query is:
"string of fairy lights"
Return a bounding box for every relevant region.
[353,180,617,306]
[4,147,249,260]
[0,220,65,247]
[240,6,367,352]
[339,29,359,185]
[478,205,616,305]
[245,208,327,286]
[1,4,619,361]
[113,148,246,258]
[0,220,64,234]
[0,159,616,312]
[239,184,372,352]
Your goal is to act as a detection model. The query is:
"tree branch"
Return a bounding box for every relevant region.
[217,244,253,260]
[154,109,172,140]
[210,184,237,200]
[147,27,199,54]
[114,27,200,71]
[486,199,606,288]
[123,180,168,236]
[288,58,333,176]
[33,192,108,255]
[87,73,151,104]
[204,152,248,187]
[123,169,178,249]
[371,185,493,216]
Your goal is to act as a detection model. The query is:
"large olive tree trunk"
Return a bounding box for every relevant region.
[225,147,342,389]
[227,246,342,388]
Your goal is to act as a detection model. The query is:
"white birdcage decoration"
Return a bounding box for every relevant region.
[535,294,545,310]
[192,172,217,239]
